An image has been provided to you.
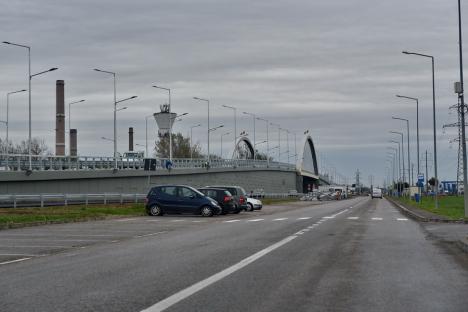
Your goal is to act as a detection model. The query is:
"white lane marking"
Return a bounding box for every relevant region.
[0,245,69,248]
[0,253,44,257]
[146,219,160,222]
[141,235,297,312]
[273,218,288,221]
[397,218,408,221]
[350,206,353,209]
[191,220,206,223]
[0,257,31,266]
[171,220,184,222]
[135,231,167,238]
[323,216,335,219]
[116,218,139,222]
[246,219,264,222]
[297,217,311,220]
[371,217,383,221]
[347,217,359,220]
[223,220,240,223]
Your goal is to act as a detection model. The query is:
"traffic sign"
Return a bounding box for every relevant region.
[417,174,424,183]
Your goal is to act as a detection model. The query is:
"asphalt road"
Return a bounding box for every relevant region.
[1,197,468,312]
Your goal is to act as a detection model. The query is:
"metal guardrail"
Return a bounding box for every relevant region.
[0,154,297,172]
[0,192,303,208]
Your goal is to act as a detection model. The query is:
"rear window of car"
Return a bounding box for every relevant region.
[237,187,247,196]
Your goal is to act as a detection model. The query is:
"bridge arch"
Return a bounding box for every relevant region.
[233,136,255,159]
[299,134,321,191]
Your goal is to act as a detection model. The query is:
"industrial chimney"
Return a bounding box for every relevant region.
[70,129,77,156]
[129,127,134,151]
[55,80,65,156]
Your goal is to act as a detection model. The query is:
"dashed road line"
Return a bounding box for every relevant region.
[347,217,359,220]
[297,217,311,220]
[247,219,264,222]
[135,231,167,238]
[273,218,288,221]
[397,218,408,221]
[371,217,383,221]
[0,257,31,266]
[116,218,139,222]
[223,220,241,223]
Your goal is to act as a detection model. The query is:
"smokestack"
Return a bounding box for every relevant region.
[129,127,134,151]
[70,129,77,156]
[55,80,65,156]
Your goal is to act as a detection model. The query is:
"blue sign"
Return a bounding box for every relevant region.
[417,174,424,183]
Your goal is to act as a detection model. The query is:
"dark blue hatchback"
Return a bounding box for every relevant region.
[145,185,221,217]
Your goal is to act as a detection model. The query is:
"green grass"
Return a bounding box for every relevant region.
[261,197,299,205]
[395,195,467,220]
[0,204,146,228]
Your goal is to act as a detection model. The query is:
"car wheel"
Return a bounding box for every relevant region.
[148,204,163,216]
[201,206,214,217]
[247,203,254,212]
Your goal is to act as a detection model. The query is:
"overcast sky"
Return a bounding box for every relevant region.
[0,0,466,185]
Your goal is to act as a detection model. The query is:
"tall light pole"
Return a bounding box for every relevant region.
[4,41,58,172]
[457,0,468,217]
[243,111,256,159]
[221,132,230,158]
[396,95,419,182]
[193,97,210,162]
[389,142,401,184]
[152,86,172,160]
[222,105,237,159]
[256,117,269,166]
[392,117,411,185]
[94,68,117,169]
[390,131,405,183]
[115,96,137,161]
[280,128,290,164]
[403,50,439,208]
[270,122,280,162]
[5,89,27,169]
[190,124,202,162]
[145,115,153,158]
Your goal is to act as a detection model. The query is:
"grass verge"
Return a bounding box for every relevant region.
[395,195,467,220]
[0,204,146,229]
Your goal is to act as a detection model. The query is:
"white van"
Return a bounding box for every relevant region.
[371,188,382,199]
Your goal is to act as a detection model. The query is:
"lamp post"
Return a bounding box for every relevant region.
[193,97,210,162]
[115,96,137,162]
[94,68,117,169]
[270,122,281,162]
[4,41,58,172]
[389,142,401,187]
[243,111,256,160]
[220,132,230,158]
[392,117,411,185]
[222,105,237,159]
[190,124,202,162]
[256,117,269,166]
[390,131,405,184]
[5,89,27,169]
[403,50,438,208]
[280,128,290,164]
[145,115,154,158]
[396,95,419,183]
[152,86,172,160]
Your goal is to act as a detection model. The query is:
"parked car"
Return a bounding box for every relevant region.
[206,185,248,212]
[252,188,265,199]
[371,188,383,199]
[145,185,221,217]
[246,197,263,211]
[198,187,236,215]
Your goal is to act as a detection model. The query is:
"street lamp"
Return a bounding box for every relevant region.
[389,142,401,185]
[270,122,281,162]
[94,68,117,169]
[256,117,269,166]
[193,97,210,162]
[222,105,237,159]
[280,128,290,164]
[68,99,85,155]
[220,132,230,158]
[396,95,419,182]
[153,85,173,160]
[145,115,154,158]
[243,112,256,160]
[190,124,202,162]
[4,40,58,172]
[4,89,27,169]
[392,116,411,185]
[390,131,405,183]
[402,50,439,208]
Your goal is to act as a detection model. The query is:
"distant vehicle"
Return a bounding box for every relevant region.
[145,185,221,217]
[198,188,236,215]
[252,189,265,199]
[288,190,298,197]
[371,188,383,199]
[246,197,263,211]
[207,185,247,212]
[121,151,144,168]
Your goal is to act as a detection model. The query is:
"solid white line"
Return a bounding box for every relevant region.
[273,218,288,221]
[223,220,240,223]
[0,257,31,266]
[297,217,311,220]
[371,217,383,221]
[0,245,69,248]
[347,217,359,220]
[116,218,139,222]
[246,219,264,222]
[141,235,297,312]
[0,253,44,257]
[191,220,206,223]
[397,218,408,221]
[171,220,184,222]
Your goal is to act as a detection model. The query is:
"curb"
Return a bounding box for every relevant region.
[386,197,428,222]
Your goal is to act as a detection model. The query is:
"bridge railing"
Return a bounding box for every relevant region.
[0,154,297,172]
